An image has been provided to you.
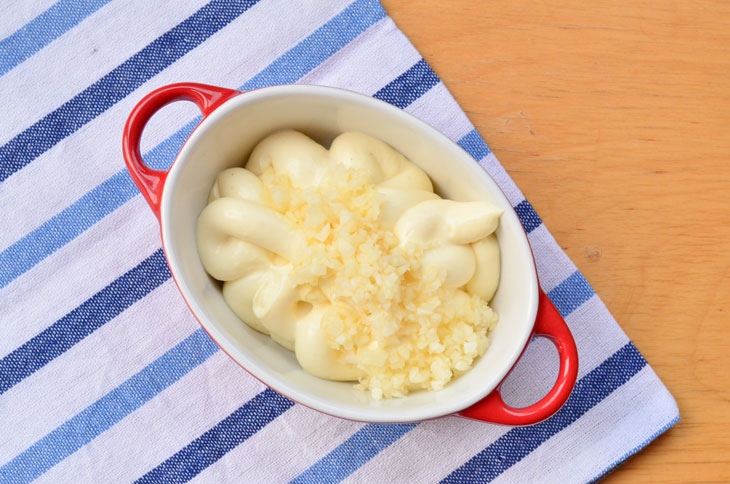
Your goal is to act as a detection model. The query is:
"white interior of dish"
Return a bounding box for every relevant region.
[161,85,538,422]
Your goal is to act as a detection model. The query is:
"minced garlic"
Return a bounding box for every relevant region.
[197,130,502,399]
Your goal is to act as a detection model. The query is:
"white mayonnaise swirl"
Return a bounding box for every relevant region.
[197,131,502,396]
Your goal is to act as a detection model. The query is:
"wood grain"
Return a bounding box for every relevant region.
[378,0,730,482]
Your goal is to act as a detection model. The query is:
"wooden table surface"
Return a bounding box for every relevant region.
[379,1,730,482]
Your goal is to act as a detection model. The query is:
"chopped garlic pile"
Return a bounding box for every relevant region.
[197,130,501,399]
[261,164,497,398]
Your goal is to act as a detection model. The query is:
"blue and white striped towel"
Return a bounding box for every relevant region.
[0,1,679,482]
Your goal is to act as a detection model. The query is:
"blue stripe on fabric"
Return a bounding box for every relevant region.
[0,329,218,484]
[0,249,170,394]
[0,171,138,288]
[513,199,542,233]
[458,129,492,160]
[546,270,595,317]
[0,0,111,77]
[0,0,261,183]
[588,415,679,484]
[135,389,294,484]
[372,58,439,108]
[290,424,417,484]
[0,0,387,289]
[441,342,647,483]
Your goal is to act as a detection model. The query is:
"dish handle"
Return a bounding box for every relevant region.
[457,289,579,425]
[122,83,240,218]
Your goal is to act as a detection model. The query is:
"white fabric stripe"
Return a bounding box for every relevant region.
[0,196,159,356]
[0,280,196,461]
[0,0,202,145]
[0,0,59,39]
[496,367,679,484]
[478,153,527,207]
[528,224,580,293]
[405,82,474,143]
[34,352,263,484]
[0,0,351,250]
[190,406,363,483]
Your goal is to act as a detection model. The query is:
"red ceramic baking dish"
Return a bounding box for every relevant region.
[123,82,578,424]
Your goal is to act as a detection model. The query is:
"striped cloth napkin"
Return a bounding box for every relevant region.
[0,1,679,483]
